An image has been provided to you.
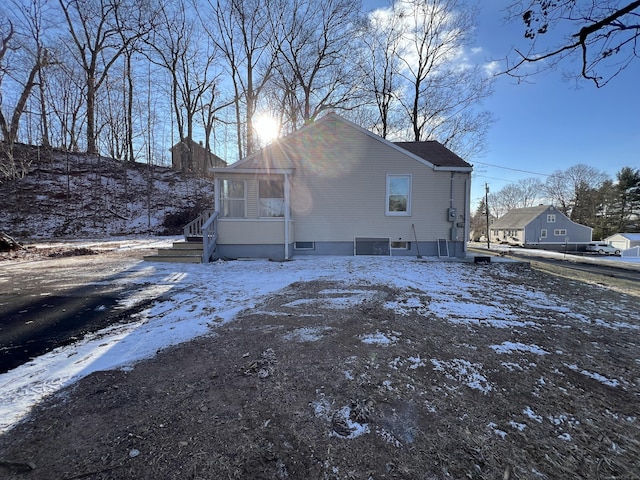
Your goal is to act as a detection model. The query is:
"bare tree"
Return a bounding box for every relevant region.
[359,6,406,138]
[45,58,86,151]
[504,1,640,87]
[58,0,153,154]
[362,0,494,159]
[202,0,277,159]
[544,164,610,217]
[269,0,363,128]
[488,177,546,218]
[148,2,226,172]
[0,11,52,180]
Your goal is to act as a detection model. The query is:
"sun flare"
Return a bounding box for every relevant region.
[254,114,280,144]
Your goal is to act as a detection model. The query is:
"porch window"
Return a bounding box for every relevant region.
[259,178,285,217]
[220,179,246,218]
[386,174,411,216]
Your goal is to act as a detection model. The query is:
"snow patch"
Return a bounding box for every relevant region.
[431,358,492,394]
[491,342,550,356]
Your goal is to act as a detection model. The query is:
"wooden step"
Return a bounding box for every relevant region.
[143,240,204,263]
[143,254,202,263]
[172,241,204,250]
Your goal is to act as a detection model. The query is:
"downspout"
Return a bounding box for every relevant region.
[464,176,470,256]
[284,173,290,260]
[450,172,455,256]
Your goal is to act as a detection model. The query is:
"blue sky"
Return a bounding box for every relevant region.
[470,1,640,207]
[364,1,640,208]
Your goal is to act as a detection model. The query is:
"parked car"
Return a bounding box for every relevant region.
[585,242,621,256]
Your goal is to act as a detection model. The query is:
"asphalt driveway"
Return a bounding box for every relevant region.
[0,247,161,374]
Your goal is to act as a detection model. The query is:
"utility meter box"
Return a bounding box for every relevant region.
[447,207,457,221]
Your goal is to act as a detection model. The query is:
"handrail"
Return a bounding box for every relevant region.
[201,210,219,264]
[183,209,215,238]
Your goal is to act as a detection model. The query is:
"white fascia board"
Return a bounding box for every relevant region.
[210,167,294,175]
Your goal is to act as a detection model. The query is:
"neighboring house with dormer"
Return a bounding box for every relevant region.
[490,205,592,248]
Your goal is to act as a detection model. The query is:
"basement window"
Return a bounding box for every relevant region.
[294,241,315,250]
[355,237,391,256]
[390,241,409,250]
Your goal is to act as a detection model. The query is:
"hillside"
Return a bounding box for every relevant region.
[0,144,215,240]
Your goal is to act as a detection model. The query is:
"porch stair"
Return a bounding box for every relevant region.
[144,210,218,264]
[143,240,204,263]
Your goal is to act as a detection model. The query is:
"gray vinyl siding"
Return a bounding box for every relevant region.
[215,116,470,254]
[523,207,592,244]
[290,127,466,243]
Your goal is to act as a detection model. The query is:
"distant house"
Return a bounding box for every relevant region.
[170,139,227,176]
[197,112,473,261]
[490,205,592,248]
[604,232,640,250]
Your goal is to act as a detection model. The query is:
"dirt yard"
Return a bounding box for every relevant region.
[0,253,639,480]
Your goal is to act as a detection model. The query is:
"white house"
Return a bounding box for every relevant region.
[203,113,472,260]
[604,232,640,250]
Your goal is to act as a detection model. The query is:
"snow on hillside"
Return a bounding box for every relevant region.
[1,144,215,239]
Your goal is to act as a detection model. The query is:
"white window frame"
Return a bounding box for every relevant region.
[390,241,409,250]
[540,229,547,238]
[386,174,412,216]
[258,178,285,217]
[554,229,567,236]
[547,214,556,223]
[220,179,246,218]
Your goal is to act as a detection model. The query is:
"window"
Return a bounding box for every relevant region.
[259,178,285,217]
[294,241,315,250]
[547,214,556,223]
[386,175,411,216]
[391,241,409,250]
[554,229,567,236]
[540,229,547,238]
[220,179,246,218]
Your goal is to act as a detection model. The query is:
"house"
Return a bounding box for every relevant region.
[170,139,227,176]
[489,205,592,249]
[197,113,472,261]
[604,232,640,250]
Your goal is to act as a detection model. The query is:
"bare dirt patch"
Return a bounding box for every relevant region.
[0,263,638,480]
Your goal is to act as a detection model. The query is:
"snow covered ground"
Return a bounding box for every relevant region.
[0,241,637,434]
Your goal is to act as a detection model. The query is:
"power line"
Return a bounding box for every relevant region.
[473,173,517,183]
[473,161,551,177]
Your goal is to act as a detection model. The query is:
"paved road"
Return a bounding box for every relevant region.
[469,246,640,294]
[0,249,158,374]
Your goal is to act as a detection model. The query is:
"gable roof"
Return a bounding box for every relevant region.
[608,232,640,241]
[490,205,553,229]
[217,113,471,173]
[171,138,227,167]
[394,141,469,168]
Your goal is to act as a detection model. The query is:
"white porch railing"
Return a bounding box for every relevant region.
[201,211,219,264]
[182,209,218,263]
[183,209,215,238]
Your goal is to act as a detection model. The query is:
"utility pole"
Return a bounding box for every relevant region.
[485,183,490,250]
